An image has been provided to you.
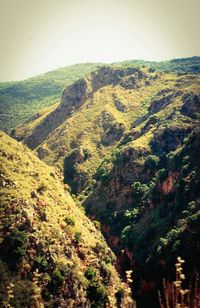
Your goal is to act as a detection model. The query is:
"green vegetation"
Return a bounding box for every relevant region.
[87,277,108,307]
[0,227,28,270]
[1,57,200,307]
[0,63,101,132]
[0,131,121,307]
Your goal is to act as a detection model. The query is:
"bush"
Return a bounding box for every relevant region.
[85,267,96,280]
[48,270,65,294]
[35,256,48,272]
[87,278,108,306]
[93,220,101,230]
[74,232,82,244]
[0,227,28,270]
[64,216,75,226]
[144,155,160,171]
[37,182,48,194]
[157,168,168,182]
[95,166,109,182]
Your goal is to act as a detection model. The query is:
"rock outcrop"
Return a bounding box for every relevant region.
[24,79,88,149]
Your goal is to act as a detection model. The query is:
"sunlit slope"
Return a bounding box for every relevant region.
[13,66,166,192]
[13,65,200,195]
[1,57,199,133]
[0,131,120,307]
[0,63,101,132]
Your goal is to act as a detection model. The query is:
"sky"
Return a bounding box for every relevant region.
[0,0,200,82]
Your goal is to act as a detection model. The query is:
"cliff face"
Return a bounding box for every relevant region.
[23,79,88,149]
[0,132,121,307]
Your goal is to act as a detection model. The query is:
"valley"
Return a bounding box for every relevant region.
[0,57,200,307]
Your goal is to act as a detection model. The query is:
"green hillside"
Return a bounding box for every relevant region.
[0,57,199,133]
[1,57,200,307]
[0,131,121,307]
[0,63,101,132]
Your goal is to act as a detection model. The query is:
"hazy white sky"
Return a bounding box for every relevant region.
[0,0,200,81]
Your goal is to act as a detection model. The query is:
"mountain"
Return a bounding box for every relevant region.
[1,56,200,307]
[0,63,101,132]
[12,62,200,197]
[85,127,200,305]
[1,57,199,133]
[0,131,121,307]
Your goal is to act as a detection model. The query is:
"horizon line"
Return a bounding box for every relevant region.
[1,55,199,84]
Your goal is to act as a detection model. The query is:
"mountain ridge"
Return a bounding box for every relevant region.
[1,56,199,133]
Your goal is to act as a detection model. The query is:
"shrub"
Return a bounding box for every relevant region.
[37,182,48,194]
[74,232,82,244]
[87,278,108,306]
[48,270,64,294]
[64,216,75,226]
[157,168,168,182]
[35,256,48,272]
[144,155,160,171]
[0,227,28,270]
[93,220,101,230]
[85,267,97,280]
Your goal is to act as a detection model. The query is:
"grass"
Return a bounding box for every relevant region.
[0,63,101,132]
[17,67,170,192]
[0,131,121,307]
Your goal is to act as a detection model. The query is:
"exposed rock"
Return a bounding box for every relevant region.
[120,76,139,89]
[132,114,149,128]
[114,100,126,112]
[37,146,50,160]
[149,90,182,114]
[63,148,90,193]
[99,111,115,130]
[24,78,88,149]
[91,66,144,91]
[158,172,179,195]
[181,92,200,118]
[101,123,125,146]
[150,126,191,155]
[141,115,158,134]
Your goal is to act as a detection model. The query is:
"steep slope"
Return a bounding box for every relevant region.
[1,57,199,133]
[84,75,200,306]
[0,63,101,132]
[0,132,121,307]
[13,65,180,194]
[13,66,200,198]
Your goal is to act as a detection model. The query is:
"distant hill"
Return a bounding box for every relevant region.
[0,131,121,307]
[114,56,200,74]
[0,57,199,132]
[0,63,101,132]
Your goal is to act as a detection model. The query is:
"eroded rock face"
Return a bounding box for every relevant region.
[61,78,87,107]
[24,79,88,149]
[101,123,125,146]
[114,100,126,112]
[158,172,179,195]
[150,126,191,155]
[148,90,182,114]
[181,93,200,118]
[63,147,90,193]
[91,66,144,91]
